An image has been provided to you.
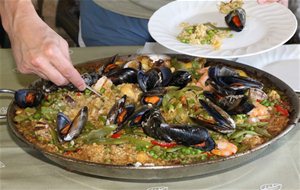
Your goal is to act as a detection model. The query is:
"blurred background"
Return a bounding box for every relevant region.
[0,0,299,48]
[0,0,80,48]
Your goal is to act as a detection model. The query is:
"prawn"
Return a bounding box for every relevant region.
[248,101,270,121]
[211,139,238,157]
[196,67,213,91]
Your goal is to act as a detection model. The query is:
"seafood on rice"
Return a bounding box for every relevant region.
[14,55,290,166]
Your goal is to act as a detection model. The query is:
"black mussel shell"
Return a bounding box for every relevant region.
[219,95,254,115]
[208,65,263,95]
[98,54,119,76]
[137,69,162,92]
[106,95,127,125]
[107,68,137,85]
[158,66,173,86]
[225,8,246,32]
[127,106,151,127]
[140,88,166,107]
[168,70,192,89]
[81,72,100,86]
[116,104,135,126]
[204,91,254,115]
[64,106,88,141]
[198,99,236,134]
[160,123,213,147]
[57,112,72,142]
[14,89,44,108]
[56,106,88,142]
[141,109,172,142]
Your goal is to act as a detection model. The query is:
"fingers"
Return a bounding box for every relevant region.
[30,55,69,86]
[44,42,86,91]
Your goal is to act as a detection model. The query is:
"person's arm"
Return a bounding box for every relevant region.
[0,0,86,91]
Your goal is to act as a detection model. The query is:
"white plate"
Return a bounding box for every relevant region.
[237,45,300,92]
[148,0,297,59]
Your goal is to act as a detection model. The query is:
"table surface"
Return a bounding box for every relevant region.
[0,47,299,190]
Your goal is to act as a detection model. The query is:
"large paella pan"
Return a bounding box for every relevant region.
[2,54,299,179]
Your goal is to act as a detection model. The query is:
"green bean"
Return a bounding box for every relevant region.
[33,112,42,120]
[49,127,77,152]
[254,127,272,138]
[237,122,268,128]
[14,114,29,122]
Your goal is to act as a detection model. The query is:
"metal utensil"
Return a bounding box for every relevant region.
[85,85,102,97]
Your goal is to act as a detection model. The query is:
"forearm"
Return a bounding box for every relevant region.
[0,0,36,35]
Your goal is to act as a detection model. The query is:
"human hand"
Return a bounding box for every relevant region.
[1,1,86,91]
[257,0,288,7]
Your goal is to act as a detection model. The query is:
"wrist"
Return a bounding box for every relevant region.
[0,0,36,34]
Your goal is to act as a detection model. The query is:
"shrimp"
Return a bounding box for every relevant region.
[211,139,238,157]
[248,101,270,121]
[196,67,213,91]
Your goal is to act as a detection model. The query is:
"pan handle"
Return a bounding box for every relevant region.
[0,89,16,119]
[297,92,300,123]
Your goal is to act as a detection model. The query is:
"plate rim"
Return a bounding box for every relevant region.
[237,44,300,91]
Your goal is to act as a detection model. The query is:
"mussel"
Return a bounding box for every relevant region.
[57,106,88,142]
[106,95,127,125]
[137,66,172,92]
[208,65,263,95]
[168,70,192,89]
[14,89,44,108]
[97,54,120,76]
[107,68,138,85]
[106,95,135,132]
[127,106,151,127]
[225,8,246,32]
[141,109,215,151]
[203,91,254,115]
[194,99,236,134]
[137,69,161,92]
[81,72,101,86]
[140,88,166,107]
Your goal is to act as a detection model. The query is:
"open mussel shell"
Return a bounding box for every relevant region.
[142,108,172,142]
[97,54,119,76]
[127,106,151,127]
[14,89,44,108]
[204,91,254,115]
[137,69,162,92]
[64,106,88,141]
[197,99,236,134]
[219,95,254,115]
[115,104,135,128]
[106,95,127,125]
[57,112,72,142]
[168,70,192,89]
[57,106,88,142]
[107,95,136,133]
[225,8,246,32]
[81,72,100,86]
[208,65,263,95]
[137,66,172,92]
[140,88,166,107]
